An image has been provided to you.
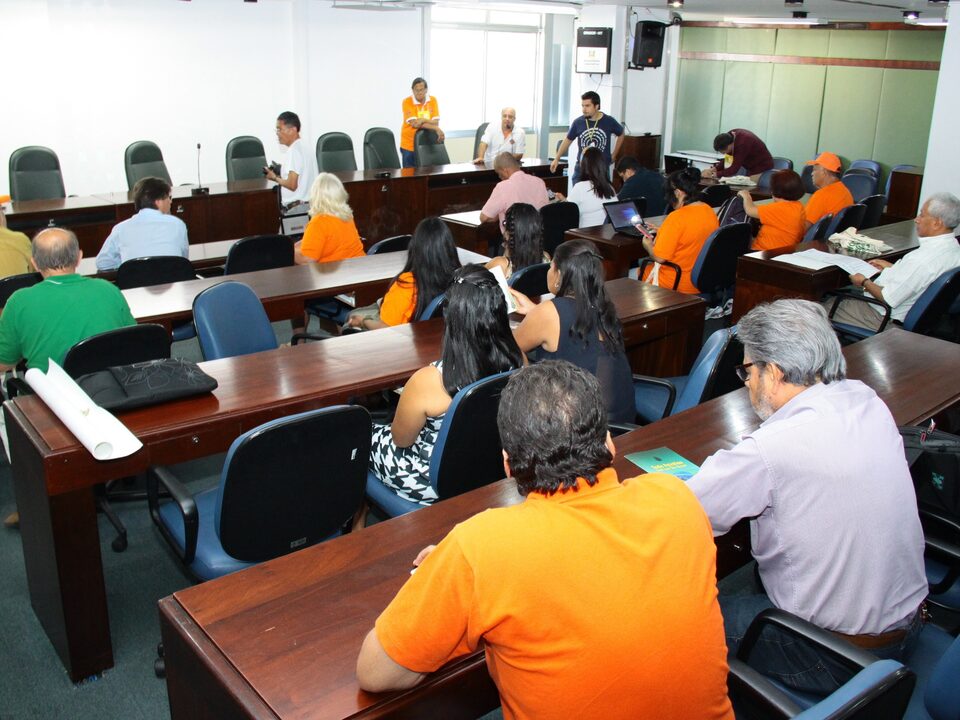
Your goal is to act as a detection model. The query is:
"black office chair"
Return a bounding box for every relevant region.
[691,222,753,307]
[366,234,411,255]
[802,214,834,243]
[8,145,66,202]
[508,262,550,297]
[473,122,490,160]
[756,169,777,192]
[824,204,867,238]
[116,256,198,342]
[540,201,579,256]
[315,132,357,172]
[0,272,42,309]
[413,129,450,167]
[363,127,401,171]
[771,156,793,170]
[63,323,172,552]
[124,141,172,190]
[225,136,267,182]
[223,235,294,275]
[701,183,732,209]
[859,194,886,230]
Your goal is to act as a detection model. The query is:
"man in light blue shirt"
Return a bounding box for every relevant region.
[95,177,188,271]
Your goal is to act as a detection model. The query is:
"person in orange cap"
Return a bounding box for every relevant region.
[804,152,853,229]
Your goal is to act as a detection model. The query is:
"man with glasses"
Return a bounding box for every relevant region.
[265,110,316,210]
[95,177,188,271]
[687,299,926,695]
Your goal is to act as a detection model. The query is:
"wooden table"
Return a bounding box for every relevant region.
[440,210,502,255]
[157,328,960,720]
[566,224,651,279]
[731,219,919,322]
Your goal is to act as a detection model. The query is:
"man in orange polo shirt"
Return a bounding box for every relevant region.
[805,152,854,229]
[400,77,443,168]
[357,361,733,720]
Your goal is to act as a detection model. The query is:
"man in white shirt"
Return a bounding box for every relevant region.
[265,111,317,210]
[826,192,960,331]
[473,107,526,165]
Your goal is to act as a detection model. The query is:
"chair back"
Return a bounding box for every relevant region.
[841,172,879,203]
[363,127,400,170]
[825,204,867,237]
[473,122,489,160]
[902,266,960,335]
[701,183,732,209]
[691,223,753,296]
[315,132,357,172]
[418,292,446,321]
[860,193,886,230]
[366,234,411,255]
[0,272,42,309]
[414,129,450,167]
[803,214,833,243]
[925,633,960,720]
[849,159,881,178]
[672,327,738,415]
[429,370,515,500]
[885,164,918,198]
[539,201,579,256]
[63,324,171,378]
[756,169,777,192]
[215,405,371,562]
[124,140,172,190]
[508,262,550,296]
[225,135,267,182]
[193,281,278,360]
[800,163,817,194]
[115,256,196,289]
[9,146,66,202]
[771,156,793,170]
[223,234,294,275]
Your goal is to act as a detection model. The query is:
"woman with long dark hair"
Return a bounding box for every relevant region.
[347,216,460,330]
[368,264,524,505]
[485,202,549,279]
[557,146,616,227]
[510,238,634,422]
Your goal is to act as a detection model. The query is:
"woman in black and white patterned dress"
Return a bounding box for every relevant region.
[369,264,524,506]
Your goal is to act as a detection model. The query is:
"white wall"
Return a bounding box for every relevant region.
[921,2,960,201]
[0,0,423,197]
[622,7,673,138]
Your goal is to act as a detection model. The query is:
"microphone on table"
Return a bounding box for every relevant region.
[191,142,209,196]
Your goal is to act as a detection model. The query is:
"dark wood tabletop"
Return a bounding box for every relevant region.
[158,328,960,720]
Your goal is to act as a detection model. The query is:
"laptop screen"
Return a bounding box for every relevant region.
[603,199,644,231]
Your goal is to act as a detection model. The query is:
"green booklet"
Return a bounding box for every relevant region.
[625,447,700,481]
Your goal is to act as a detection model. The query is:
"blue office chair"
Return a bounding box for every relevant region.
[824,204,867,238]
[147,405,371,581]
[827,266,960,343]
[508,262,550,297]
[224,234,294,275]
[803,214,834,244]
[771,157,793,170]
[849,159,881,179]
[418,292,446,321]
[633,326,740,423]
[757,169,777,192]
[903,626,960,719]
[886,164,919,199]
[365,370,515,517]
[366,234,411,255]
[841,172,878,203]
[115,256,198,343]
[690,222,754,307]
[193,281,278,360]
[702,183,732,209]
[860,194,886,230]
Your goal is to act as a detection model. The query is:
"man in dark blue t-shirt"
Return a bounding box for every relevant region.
[550,91,624,184]
[616,156,666,217]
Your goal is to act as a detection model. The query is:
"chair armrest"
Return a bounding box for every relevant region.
[738,608,879,675]
[824,286,893,331]
[147,465,199,565]
[728,658,802,720]
[3,375,32,400]
[608,421,640,437]
[637,258,682,291]
[632,374,678,420]
[291,332,330,345]
[920,508,960,593]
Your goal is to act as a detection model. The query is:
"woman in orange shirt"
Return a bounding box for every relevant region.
[641,167,718,294]
[295,173,365,264]
[347,217,460,330]
[741,170,806,251]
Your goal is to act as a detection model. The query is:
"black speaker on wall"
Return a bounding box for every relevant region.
[632,21,667,68]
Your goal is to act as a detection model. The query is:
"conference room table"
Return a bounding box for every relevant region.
[4,278,702,683]
[731,219,919,322]
[156,328,960,720]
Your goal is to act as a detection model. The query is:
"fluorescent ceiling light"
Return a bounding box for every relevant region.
[906,17,948,26]
[724,16,825,25]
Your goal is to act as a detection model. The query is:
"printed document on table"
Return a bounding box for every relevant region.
[772,249,876,277]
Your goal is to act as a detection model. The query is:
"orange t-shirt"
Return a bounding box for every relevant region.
[755,200,806,251]
[379,271,417,326]
[299,214,364,263]
[805,181,854,225]
[375,468,733,720]
[400,95,440,152]
[642,202,719,294]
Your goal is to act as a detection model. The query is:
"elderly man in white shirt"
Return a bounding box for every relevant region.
[826,192,960,330]
[265,110,317,210]
[473,107,526,165]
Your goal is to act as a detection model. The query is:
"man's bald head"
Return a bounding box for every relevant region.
[32,228,81,274]
[494,152,522,178]
[501,107,516,131]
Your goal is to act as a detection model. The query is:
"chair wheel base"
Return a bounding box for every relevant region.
[154,658,166,678]
[111,535,128,552]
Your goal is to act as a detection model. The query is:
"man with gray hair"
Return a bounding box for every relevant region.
[687,299,926,694]
[826,192,960,331]
[473,107,526,165]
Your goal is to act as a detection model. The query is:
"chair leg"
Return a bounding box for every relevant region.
[95,485,128,552]
[154,641,165,678]
[351,501,369,532]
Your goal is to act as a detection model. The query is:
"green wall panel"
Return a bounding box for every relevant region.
[827,30,887,59]
[885,31,944,61]
[874,69,938,172]
[680,27,725,53]
[673,59,724,151]
[724,28,777,55]
[765,64,826,168]
[719,61,772,138]
[818,67,882,166]
[774,29,830,57]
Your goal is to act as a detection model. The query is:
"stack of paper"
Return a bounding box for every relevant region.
[772,249,877,276]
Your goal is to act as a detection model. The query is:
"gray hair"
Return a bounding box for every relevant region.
[738,299,846,386]
[925,192,960,230]
[32,227,80,271]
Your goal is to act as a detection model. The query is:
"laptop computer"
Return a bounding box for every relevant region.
[602,199,655,239]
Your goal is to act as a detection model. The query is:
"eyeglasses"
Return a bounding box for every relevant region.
[734,363,754,383]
